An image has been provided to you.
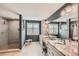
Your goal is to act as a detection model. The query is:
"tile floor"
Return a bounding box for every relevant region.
[0,42,43,56]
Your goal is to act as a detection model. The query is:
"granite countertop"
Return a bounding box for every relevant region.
[41,35,57,44]
[41,35,57,38]
[47,39,78,56]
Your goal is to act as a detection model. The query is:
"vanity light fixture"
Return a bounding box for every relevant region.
[65,5,72,13]
[45,20,50,24]
[60,5,72,16]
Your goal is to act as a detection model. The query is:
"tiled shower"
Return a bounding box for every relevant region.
[0,17,19,51]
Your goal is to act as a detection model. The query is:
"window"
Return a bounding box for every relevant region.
[48,23,58,34]
[27,22,39,35]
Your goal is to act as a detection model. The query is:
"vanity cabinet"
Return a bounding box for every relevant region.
[46,42,65,56]
[40,35,64,56]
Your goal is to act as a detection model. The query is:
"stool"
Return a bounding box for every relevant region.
[25,39,32,45]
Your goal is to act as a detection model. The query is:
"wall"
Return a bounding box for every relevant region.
[21,20,26,48]
[0,17,8,50]
[59,23,69,39]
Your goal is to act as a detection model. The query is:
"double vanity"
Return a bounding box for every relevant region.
[40,35,78,56]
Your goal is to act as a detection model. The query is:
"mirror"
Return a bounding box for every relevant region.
[47,3,78,56]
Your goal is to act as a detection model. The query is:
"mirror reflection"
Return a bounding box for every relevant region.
[46,3,78,56]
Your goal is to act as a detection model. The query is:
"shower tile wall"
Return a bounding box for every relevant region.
[0,18,19,50]
[0,18,8,50]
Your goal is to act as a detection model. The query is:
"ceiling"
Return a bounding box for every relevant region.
[0,3,65,20]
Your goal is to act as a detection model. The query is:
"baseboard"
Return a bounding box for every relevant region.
[0,49,20,54]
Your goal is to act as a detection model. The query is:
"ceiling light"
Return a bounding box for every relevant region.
[65,5,72,13]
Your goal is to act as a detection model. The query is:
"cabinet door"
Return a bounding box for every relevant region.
[47,43,64,56]
[47,44,54,56]
[51,46,64,56]
[51,49,60,56]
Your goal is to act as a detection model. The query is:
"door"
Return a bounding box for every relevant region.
[26,21,41,42]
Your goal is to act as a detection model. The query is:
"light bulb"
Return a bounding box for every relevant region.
[60,9,66,16]
[45,21,50,24]
[65,5,72,13]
